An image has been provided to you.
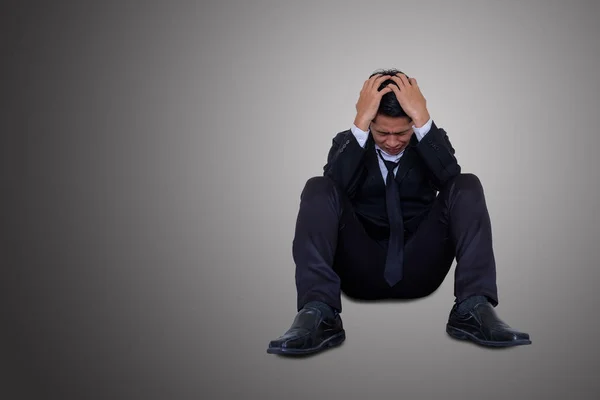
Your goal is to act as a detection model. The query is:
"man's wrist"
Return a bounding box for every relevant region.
[353,115,370,132]
[412,110,431,128]
[412,115,433,142]
[350,123,369,148]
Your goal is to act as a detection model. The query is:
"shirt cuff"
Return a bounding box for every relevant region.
[350,124,369,148]
[412,117,433,141]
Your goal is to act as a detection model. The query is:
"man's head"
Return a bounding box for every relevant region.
[368,69,414,156]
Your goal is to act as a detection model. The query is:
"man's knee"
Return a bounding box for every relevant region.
[445,173,485,199]
[452,173,483,190]
[301,176,338,199]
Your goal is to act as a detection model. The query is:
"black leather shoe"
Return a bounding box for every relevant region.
[267,306,345,355]
[446,302,531,347]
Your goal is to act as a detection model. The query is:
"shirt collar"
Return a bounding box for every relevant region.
[374,143,404,162]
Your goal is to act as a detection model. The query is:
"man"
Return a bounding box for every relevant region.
[267,69,531,356]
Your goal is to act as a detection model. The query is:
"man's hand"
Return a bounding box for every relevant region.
[353,74,393,131]
[388,73,430,128]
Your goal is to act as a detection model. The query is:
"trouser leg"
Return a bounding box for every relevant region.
[386,173,498,305]
[292,176,385,312]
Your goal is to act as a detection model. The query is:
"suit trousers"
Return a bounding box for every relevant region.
[292,173,499,313]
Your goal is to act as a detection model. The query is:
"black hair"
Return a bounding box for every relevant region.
[369,68,409,118]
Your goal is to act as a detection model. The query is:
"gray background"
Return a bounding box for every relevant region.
[2,0,599,399]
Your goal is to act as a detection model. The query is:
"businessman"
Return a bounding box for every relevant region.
[267,69,531,355]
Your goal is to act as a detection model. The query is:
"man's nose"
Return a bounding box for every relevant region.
[388,136,401,147]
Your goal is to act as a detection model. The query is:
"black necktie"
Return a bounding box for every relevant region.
[377,150,404,286]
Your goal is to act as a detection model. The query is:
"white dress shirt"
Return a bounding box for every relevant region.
[349,117,433,183]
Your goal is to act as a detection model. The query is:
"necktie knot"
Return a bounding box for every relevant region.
[383,160,398,174]
[377,150,399,183]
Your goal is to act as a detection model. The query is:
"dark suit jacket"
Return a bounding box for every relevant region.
[323,121,461,240]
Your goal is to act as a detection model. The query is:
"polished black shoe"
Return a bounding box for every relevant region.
[446,302,531,347]
[267,306,345,356]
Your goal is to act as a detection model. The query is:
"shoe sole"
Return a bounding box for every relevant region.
[446,325,531,347]
[266,331,346,356]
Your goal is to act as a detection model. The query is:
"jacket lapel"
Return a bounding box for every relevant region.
[364,136,385,186]
[394,147,418,184]
[394,134,420,184]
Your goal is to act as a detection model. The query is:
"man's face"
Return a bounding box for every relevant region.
[370,114,414,156]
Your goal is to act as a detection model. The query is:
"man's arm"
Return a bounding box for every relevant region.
[323,129,367,198]
[414,121,461,189]
[323,73,395,198]
[387,73,461,189]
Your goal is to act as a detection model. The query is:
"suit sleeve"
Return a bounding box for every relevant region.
[322,130,367,199]
[414,121,461,190]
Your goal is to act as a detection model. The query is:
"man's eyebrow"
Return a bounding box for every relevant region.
[375,127,413,134]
